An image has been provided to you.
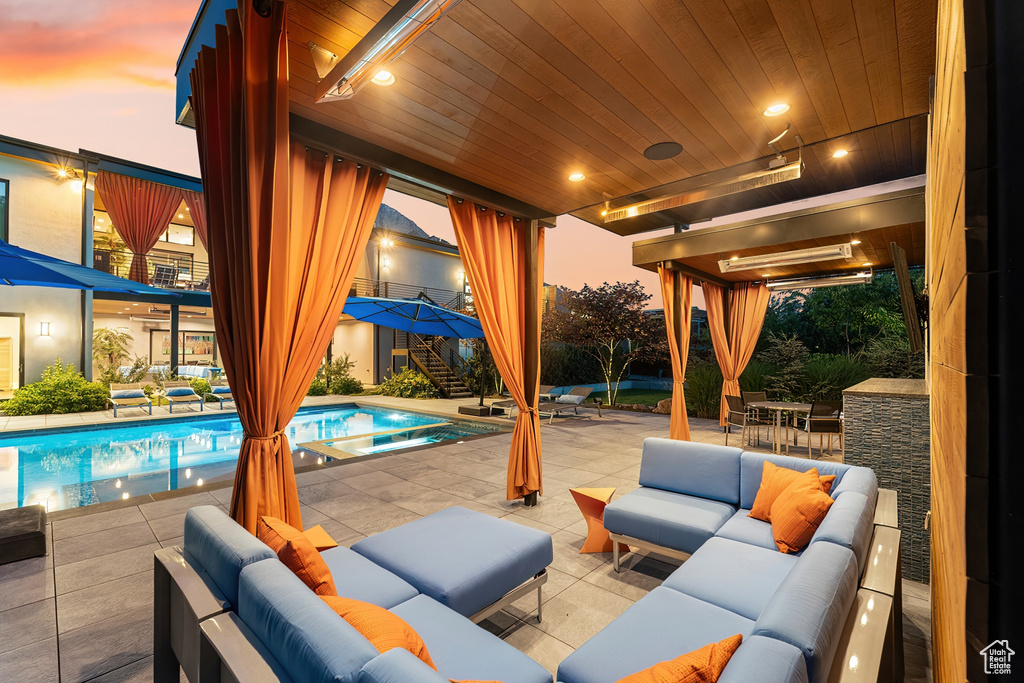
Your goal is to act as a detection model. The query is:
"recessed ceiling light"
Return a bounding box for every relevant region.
[764,103,790,117]
[730,256,739,261]
[372,70,395,86]
[850,239,862,245]
[832,149,849,158]
[643,141,683,160]
[184,206,190,211]
[178,213,184,218]
[600,210,607,216]
[862,262,873,266]
[97,218,104,223]
[762,273,771,278]
[568,172,586,182]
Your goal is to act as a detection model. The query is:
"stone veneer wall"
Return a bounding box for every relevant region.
[843,379,930,583]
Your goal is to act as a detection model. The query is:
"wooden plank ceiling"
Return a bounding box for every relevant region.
[286,0,936,231]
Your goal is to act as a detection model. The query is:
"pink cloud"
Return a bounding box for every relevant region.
[0,0,200,90]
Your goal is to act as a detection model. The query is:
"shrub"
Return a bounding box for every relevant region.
[318,354,364,395]
[801,355,871,401]
[864,333,925,379]
[462,345,503,397]
[96,355,150,388]
[739,360,776,394]
[684,362,723,420]
[374,367,438,399]
[539,344,603,387]
[307,378,328,396]
[2,360,108,415]
[187,377,211,398]
[758,333,810,401]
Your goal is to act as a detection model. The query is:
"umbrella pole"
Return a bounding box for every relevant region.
[479,341,488,409]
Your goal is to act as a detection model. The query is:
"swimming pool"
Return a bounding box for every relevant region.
[0,405,503,512]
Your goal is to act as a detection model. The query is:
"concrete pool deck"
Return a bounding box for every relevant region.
[0,399,932,682]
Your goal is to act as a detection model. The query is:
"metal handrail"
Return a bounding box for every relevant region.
[350,276,464,309]
[93,248,210,290]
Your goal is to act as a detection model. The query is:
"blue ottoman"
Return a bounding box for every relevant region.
[352,507,553,621]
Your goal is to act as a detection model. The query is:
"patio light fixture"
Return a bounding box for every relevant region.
[568,172,586,182]
[764,102,790,116]
[39,321,51,336]
[718,243,852,273]
[314,0,464,102]
[372,70,395,86]
[833,149,849,158]
[767,270,873,291]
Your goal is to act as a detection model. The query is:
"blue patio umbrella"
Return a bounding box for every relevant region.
[0,240,175,295]
[342,296,484,338]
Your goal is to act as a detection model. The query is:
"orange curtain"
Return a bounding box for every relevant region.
[447,198,544,501]
[181,190,208,250]
[658,265,693,440]
[94,172,181,284]
[702,281,771,426]
[190,0,389,532]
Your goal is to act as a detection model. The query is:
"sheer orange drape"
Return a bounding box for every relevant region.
[181,190,208,250]
[658,265,693,440]
[447,198,544,501]
[702,281,771,426]
[190,0,389,532]
[94,172,181,284]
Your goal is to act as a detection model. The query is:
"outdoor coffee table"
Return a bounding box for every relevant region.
[570,487,631,554]
[350,506,552,623]
[746,401,812,454]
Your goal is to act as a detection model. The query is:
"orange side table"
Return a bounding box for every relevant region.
[570,487,630,554]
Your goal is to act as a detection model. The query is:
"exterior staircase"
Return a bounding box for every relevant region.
[402,332,474,399]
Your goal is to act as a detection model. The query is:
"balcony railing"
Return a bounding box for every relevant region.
[349,276,466,310]
[93,248,210,290]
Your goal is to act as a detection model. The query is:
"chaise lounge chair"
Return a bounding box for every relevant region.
[162,380,203,413]
[108,383,152,417]
[493,385,555,419]
[537,386,600,424]
[203,380,233,409]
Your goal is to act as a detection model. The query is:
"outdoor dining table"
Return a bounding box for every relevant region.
[746,401,812,454]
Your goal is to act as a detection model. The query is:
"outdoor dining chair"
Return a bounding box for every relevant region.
[741,391,775,444]
[725,394,772,448]
[802,400,844,459]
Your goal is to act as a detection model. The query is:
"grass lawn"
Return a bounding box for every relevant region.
[585,388,672,407]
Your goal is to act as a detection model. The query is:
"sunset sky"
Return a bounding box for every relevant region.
[0,0,670,305]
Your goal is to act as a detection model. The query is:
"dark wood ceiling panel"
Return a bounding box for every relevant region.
[285,0,936,224]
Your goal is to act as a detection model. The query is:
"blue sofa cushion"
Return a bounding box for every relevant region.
[662,537,798,620]
[111,388,146,399]
[829,467,878,503]
[714,509,777,551]
[183,505,275,607]
[556,587,754,683]
[718,635,808,683]
[358,648,448,683]
[166,386,197,397]
[238,560,379,683]
[320,546,419,609]
[753,542,859,683]
[809,491,874,572]
[390,595,552,683]
[352,507,552,618]
[603,487,736,554]
[639,438,742,504]
[739,453,877,509]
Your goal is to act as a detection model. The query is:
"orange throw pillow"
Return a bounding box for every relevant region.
[770,469,835,554]
[258,516,337,597]
[617,634,743,682]
[322,595,436,670]
[749,462,835,521]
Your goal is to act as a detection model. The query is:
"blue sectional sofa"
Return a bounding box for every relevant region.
[558,438,880,683]
[159,505,552,683]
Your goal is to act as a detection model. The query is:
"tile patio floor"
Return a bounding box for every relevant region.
[0,398,932,682]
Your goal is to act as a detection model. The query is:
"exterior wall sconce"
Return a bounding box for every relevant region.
[39,322,51,336]
[382,256,391,269]
[457,270,465,282]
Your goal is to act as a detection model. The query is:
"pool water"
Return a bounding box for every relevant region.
[0,405,502,512]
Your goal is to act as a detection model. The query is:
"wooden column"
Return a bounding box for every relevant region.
[522,219,541,506]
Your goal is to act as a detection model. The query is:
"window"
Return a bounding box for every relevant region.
[0,179,8,241]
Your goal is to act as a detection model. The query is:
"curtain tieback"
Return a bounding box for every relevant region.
[673,380,686,385]
[243,429,286,441]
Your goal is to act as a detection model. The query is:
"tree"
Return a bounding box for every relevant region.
[92,327,134,367]
[543,281,666,404]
